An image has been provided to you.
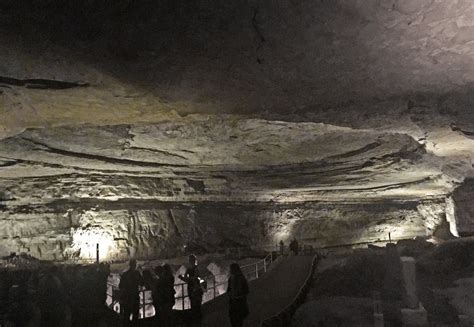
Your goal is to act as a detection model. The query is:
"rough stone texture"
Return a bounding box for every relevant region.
[0,121,451,201]
[401,304,428,327]
[0,120,453,260]
[401,257,419,309]
[0,198,447,261]
[441,278,474,323]
[449,179,474,236]
[1,1,473,260]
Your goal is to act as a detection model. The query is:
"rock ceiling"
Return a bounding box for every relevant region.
[0,0,474,258]
[0,120,450,202]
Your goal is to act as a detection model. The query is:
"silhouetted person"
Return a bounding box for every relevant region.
[156,264,176,326]
[290,238,299,256]
[37,266,70,327]
[179,254,203,325]
[119,259,142,326]
[7,283,24,326]
[279,240,285,256]
[227,263,249,327]
[142,269,155,294]
[139,267,159,319]
[26,271,41,327]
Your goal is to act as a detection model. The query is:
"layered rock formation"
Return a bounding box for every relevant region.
[0,120,453,260]
[1,0,474,260]
[447,179,474,237]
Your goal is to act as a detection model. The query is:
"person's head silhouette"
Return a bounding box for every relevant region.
[129,258,137,270]
[188,254,197,267]
[230,263,243,276]
[154,265,164,277]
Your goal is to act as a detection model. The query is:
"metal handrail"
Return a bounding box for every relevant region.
[107,246,278,318]
[260,252,319,327]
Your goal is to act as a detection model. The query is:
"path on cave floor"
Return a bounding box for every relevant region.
[201,255,314,327]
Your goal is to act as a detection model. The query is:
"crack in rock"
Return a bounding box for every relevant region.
[450,123,474,137]
[127,145,189,160]
[19,136,187,168]
[0,76,89,90]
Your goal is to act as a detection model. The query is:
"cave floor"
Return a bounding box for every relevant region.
[293,238,474,326]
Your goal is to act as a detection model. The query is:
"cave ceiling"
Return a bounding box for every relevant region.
[1,0,474,203]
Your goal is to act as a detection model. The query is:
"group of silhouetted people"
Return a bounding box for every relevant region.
[119,258,176,326]
[280,238,300,256]
[0,263,110,327]
[119,254,250,327]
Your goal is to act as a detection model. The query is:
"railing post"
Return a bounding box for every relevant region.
[141,289,145,318]
[264,257,267,272]
[256,262,259,278]
[181,284,185,310]
[213,275,216,299]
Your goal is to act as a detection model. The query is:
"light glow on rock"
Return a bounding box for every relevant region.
[445,197,459,237]
[71,227,115,261]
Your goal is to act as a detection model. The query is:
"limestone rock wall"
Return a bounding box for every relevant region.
[0,199,446,261]
[0,119,456,260]
[448,179,474,236]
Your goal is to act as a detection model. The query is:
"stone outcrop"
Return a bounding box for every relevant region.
[447,179,474,236]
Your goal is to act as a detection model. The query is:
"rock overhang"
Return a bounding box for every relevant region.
[0,119,453,203]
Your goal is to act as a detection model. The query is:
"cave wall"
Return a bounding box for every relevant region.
[447,179,474,237]
[1,1,472,261]
[0,119,456,261]
[0,120,453,260]
[0,198,446,261]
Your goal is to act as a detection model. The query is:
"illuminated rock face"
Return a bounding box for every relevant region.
[0,198,447,261]
[0,120,452,260]
[448,179,474,237]
[1,1,474,259]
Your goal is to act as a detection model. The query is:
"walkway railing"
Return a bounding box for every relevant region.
[258,240,383,326]
[260,252,319,327]
[106,246,278,318]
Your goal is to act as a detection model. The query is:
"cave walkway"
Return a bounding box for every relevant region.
[201,254,315,327]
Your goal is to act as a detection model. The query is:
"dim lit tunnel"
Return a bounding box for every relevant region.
[1,0,474,326]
